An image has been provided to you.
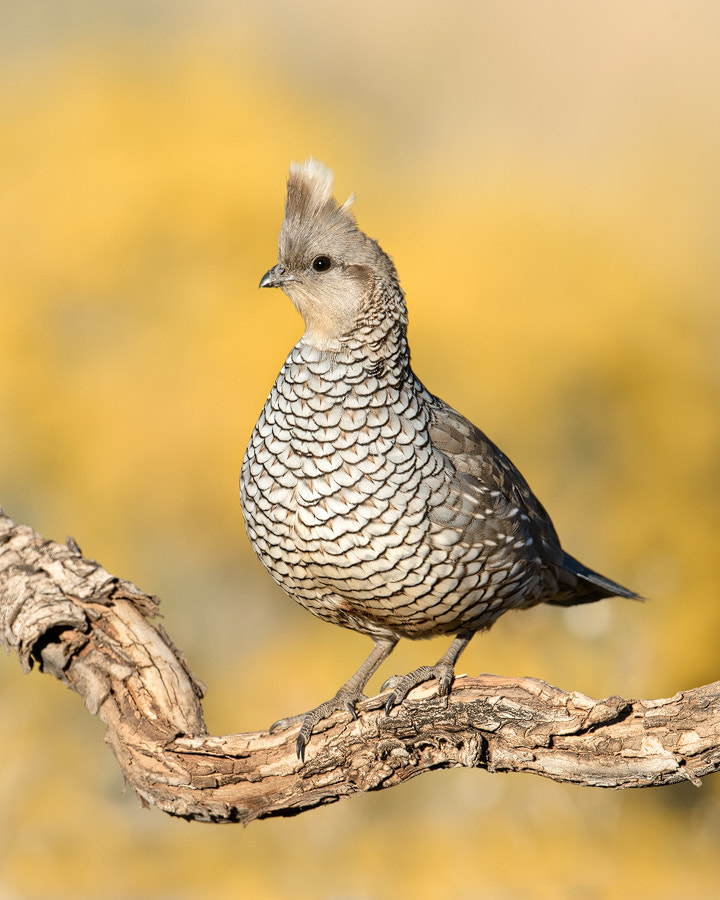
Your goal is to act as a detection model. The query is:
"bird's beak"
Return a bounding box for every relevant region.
[259,264,294,289]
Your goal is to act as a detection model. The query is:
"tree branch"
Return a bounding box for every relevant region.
[1,510,717,824]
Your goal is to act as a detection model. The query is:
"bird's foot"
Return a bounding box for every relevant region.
[269,637,400,762]
[269,688,365,762]
[382,663,455,714]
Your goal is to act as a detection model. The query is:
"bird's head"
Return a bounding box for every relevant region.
[259,160,398,350]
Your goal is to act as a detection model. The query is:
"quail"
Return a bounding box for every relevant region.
[240,160,639,759]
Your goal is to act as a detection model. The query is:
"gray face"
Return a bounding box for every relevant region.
[259,160,394,350]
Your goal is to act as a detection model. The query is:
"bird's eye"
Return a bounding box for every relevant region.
[311,255,332,272]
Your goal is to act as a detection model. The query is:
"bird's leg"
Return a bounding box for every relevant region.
[383,631,474,714]
[270,636,398,760]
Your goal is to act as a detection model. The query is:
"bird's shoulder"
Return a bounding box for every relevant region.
[423,392,521,489]
[421,389,562,558]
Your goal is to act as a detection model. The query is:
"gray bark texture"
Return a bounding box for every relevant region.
[1,510,718,825]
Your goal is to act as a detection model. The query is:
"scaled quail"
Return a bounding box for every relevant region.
[241,160,639,759]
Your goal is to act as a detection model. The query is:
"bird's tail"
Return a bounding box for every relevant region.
[547,552,642,607]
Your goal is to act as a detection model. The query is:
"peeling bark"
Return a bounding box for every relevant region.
[1,510,717,825]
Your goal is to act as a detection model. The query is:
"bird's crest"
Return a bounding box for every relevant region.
[280,160,357,260]
[285,159,355,225]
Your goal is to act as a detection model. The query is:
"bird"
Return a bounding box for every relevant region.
[240,159,639,759]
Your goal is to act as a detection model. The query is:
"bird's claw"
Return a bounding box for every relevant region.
[270,690,365,762]
[383,663,455,714]
[269,713,305,734]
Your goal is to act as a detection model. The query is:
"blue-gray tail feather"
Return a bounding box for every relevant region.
[549,553,642,606]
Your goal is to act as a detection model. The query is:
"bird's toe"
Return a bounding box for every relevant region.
[271,689,367,761]
[384,663,456,714]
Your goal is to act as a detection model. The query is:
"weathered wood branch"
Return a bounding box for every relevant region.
[1,510,717,824]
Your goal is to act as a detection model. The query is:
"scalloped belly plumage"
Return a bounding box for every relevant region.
[240,375,544,639]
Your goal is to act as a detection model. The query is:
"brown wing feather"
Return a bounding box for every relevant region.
[425,394,565,576]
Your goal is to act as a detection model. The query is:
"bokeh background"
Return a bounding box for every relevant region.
[2,2,720,898]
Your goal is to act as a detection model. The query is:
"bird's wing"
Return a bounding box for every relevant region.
[423,392,564,569]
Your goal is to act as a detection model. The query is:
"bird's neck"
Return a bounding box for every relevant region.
[296,280,410,382]
[342,281,410,381]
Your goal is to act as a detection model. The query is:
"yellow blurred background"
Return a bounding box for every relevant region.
[2,2,720,897]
